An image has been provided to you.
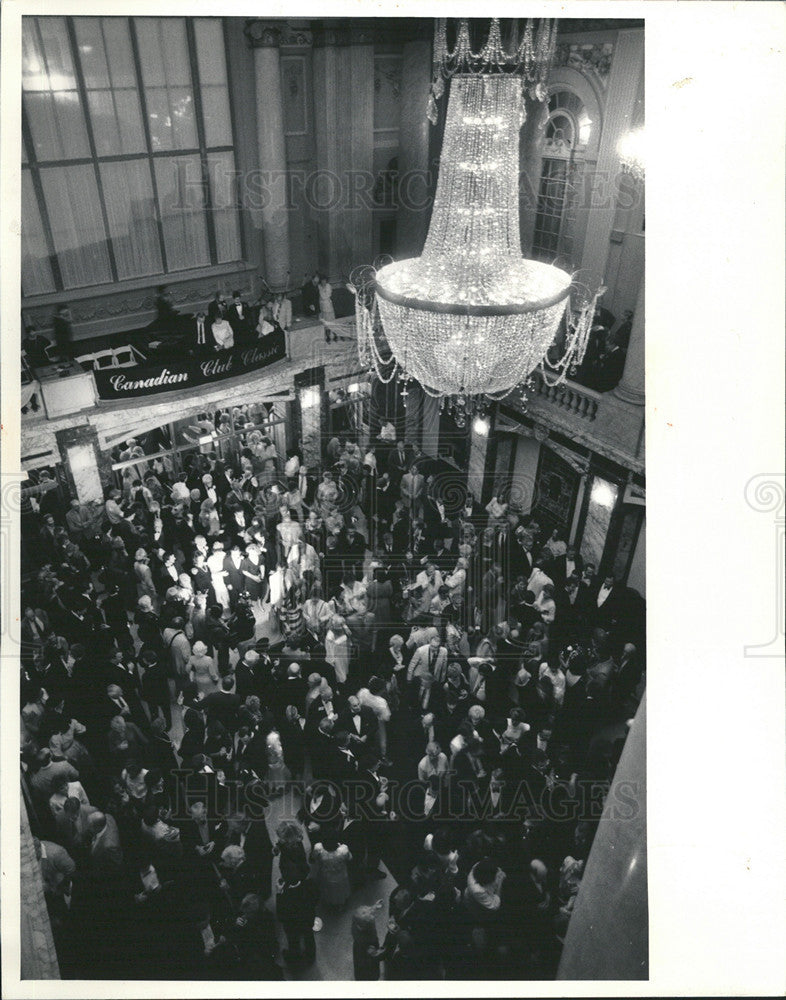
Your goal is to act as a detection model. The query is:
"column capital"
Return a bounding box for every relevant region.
[312,19,377,48]
[244,20,283,49]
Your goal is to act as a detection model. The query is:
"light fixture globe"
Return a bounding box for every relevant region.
[354,26,602,401]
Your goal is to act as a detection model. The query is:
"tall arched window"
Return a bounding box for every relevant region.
[531,89,592,268]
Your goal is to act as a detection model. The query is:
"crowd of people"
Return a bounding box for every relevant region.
[20,410,645,981]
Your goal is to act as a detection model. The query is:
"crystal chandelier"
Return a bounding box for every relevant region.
[353,18,606,405]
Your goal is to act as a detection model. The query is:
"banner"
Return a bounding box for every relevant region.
[93,331,287,401]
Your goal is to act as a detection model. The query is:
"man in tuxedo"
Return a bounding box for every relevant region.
[228,290,252,343]
[337,695,378,753]
[200,677,242,735]
[423,492,453,549]
[338,522,367,578]
[400,464,425,521]
[510,527,535,583]
[189,311,210,352]
[301,273,319,318]
[331,730,360,783]
[591,574,624,630]
[553,544,584,588]
[235,725,268,781]
[38,514,59,566]
[86,811,124,878]
[377,529,396,561]
[21,606,51,651]
[271,663,307,723]
[408,634,449,707]
[552,576,585,650]
[430,534,457,573]
[352,752,390,879]
[387,440,410,485]
[103,682,147,732]
[225,796,273,899]
[373,472,396,529]
[234,649,263,702]
[54,796,100,860]
[207,292,228,327]
[180,799,227,863]
[390,502,410,554]
[305,685,338,742]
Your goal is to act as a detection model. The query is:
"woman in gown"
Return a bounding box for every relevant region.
[325,615,351,688]
[207,541,231,612]
[241,543,266,612]
[190,552,215,607]
[311,831,352,908]
[318,275,335,322]
[189,640,219,697]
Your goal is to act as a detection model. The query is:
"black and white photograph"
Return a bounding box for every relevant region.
[1,2,783,997]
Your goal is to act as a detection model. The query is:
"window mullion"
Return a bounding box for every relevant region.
[21,108,64,292]
[186,19,218,264]
[222,17,246,259]
[65,17,118,283]
[128,17,169,273]
[99,19,124,155]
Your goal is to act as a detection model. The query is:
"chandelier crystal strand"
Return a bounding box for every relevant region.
[373,73,572,397]
[428,18,557,125]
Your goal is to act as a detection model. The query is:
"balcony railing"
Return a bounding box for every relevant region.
[530,371,601,421]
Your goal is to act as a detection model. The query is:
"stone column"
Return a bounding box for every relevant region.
[245,20,291,290]
[614,275,645,405]
[312,22,375,282]
[421,392,441,457]
[467,417,491,503]
[579,29,645,291]
[404,383,420,447]
[20,793,60,979]
[397,39,432,259]
[55,424,111,502]
[558,694,648,980]
[294,367,326,469]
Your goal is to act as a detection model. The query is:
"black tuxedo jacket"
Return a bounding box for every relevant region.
[200,690,242,733]
[227,301,252,336]
[180,817,227,859]
[590,584,624,627]
[387,448,411,481]
[235,729,268,779]
[553,552,584,586]
[336,705,378,746]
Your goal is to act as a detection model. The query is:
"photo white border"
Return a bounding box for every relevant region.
[2,1,784,997]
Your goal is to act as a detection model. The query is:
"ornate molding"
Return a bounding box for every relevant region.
[553,42,614,89]
[244,20,283,49]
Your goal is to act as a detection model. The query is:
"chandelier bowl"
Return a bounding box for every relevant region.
[374,258,571,396]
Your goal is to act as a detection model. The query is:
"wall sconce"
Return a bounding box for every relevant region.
[472,415,490,437]
[299,386,321,410]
